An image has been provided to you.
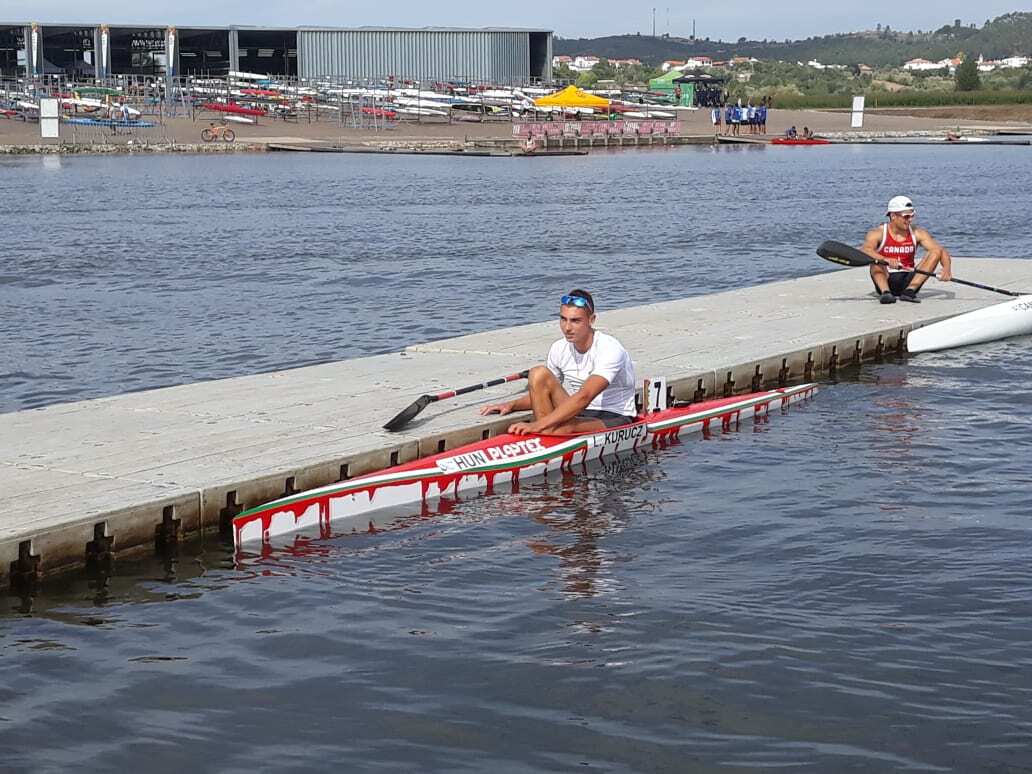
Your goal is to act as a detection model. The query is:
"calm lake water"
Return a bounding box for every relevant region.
[2,146,1032,772]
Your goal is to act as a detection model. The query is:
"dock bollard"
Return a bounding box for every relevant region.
[9,540,40,593]
[155,505,180,552]
[218,491,244,536]
[84,523,114,576]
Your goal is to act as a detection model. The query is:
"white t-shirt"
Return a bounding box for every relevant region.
[546,331,637,417]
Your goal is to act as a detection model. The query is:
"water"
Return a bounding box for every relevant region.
[1,146,1030,412]
[2,147,1032,771]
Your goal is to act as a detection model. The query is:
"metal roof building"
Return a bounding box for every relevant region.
[298,27,551,83]
[0,22,553,83]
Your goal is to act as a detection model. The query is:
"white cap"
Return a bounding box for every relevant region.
[886,195,915,215]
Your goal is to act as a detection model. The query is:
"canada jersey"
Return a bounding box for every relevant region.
[877,223,917,271]
[546,332,637,416]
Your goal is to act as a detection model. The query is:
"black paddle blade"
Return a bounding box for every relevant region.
[383,394,434,432]
[817,240,874,268]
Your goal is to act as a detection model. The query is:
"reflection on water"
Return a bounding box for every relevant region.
[2,366,1031,769]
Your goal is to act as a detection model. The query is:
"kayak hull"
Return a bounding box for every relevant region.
[770,137,830,145]
[907,295,1032,353]
[233,384,818,548]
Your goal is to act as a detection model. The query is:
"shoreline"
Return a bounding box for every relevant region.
[4,107,1031,156]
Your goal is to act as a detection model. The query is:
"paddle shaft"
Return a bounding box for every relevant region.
[871,257,1026,298]
[433,370,530,401]
[816,240,1028,298]
[383,369,530,431]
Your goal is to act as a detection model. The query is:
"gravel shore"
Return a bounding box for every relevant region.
[3,105,1029,154]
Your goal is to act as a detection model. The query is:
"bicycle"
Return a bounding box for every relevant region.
[201,122,235,143]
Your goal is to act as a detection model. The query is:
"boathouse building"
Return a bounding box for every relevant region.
[0,23,553,83]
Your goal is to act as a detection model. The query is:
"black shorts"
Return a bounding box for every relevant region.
[578,409,637,428]
[871,271,916,296]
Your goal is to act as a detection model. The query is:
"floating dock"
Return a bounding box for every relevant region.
[4,259,1032,590]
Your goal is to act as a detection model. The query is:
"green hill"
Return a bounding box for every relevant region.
[555,12,1032,67]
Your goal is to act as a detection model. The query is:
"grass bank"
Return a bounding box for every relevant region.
[772,90,1032,110]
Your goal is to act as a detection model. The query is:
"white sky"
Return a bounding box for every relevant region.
[9,1,1031,41]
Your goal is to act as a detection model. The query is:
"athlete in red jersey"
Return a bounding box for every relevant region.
[861,195,953,304]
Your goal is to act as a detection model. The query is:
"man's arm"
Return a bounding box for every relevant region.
[915,227,953,281]
[861,227,899,268]
[482,351,560,416]
[513,375,609,434]
[480,392,532,416]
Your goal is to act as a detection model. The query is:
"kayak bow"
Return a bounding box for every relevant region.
[907,295,1032,353]
[233,384,818,549]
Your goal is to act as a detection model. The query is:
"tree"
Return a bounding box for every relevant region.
[576,70,599,88]
[955,57,981,90]
[591,60,616,80]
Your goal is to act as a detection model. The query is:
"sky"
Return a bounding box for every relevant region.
[9,1,1031,41]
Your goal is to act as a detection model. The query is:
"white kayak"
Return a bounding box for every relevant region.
[907,295,1032,353]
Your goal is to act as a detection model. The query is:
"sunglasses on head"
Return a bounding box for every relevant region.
[560,294,593,312]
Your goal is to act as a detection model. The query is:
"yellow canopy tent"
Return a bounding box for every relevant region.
[533,85,611,109]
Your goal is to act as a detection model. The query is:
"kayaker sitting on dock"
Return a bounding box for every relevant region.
[480,289,637,435]
[863,195,953,304]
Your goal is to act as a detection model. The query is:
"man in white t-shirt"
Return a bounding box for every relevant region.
[480,289,637,435]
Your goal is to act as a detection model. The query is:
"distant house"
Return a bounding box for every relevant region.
[608,58,642,68]
[806,59,827,70]
[977,54,1029,71]
[570,55,601,72]
[729,56,756,66]
[903,58,941,71]
[683,56,712,68]
[552,55,573,69]
[661,60,685,72]
[858,64,874,75]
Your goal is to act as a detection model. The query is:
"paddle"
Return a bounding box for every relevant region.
[816,240,1029,298]
[383,369,530,432]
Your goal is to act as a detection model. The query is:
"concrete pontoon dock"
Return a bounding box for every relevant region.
[3,258,1032,590]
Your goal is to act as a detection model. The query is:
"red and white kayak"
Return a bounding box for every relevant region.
[200,102,267,117]
[233,383,818,548]
[770,137,830,145]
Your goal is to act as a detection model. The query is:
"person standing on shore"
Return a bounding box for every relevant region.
[862,196,954,304]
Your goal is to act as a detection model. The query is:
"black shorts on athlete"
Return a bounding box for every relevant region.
[871,271,916,296]
[578,409,636,428]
